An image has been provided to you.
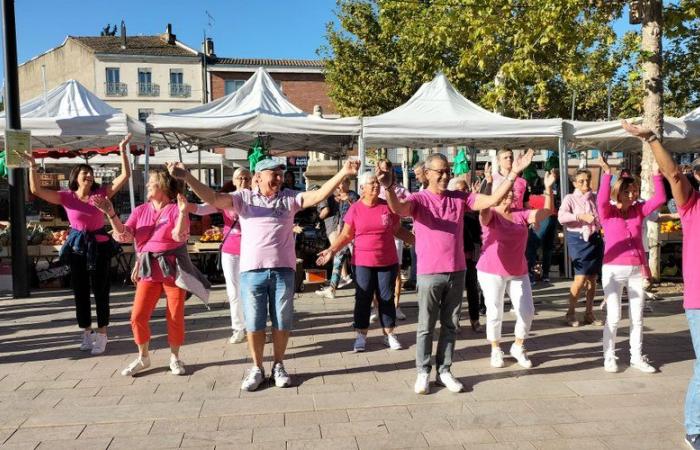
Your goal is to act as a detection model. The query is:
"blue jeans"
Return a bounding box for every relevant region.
[330,248,350,289]
[686,309,700,435]
[240,268,295,332]
[526,216,556,279]
[353,264,398,329]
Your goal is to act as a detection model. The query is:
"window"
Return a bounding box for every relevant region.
[106,68,120,84]
[138,108,154,122]
[224,80,246,95]
[170,69,183,85]
[138,68,152,84]
[104,68,126,96]
[169,69,190,97]
[137,68,159,96]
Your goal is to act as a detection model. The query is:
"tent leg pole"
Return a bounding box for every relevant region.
[358,131,366,174]
[126,145,136,211]
[144,132,151,202]
[558,138,571,279]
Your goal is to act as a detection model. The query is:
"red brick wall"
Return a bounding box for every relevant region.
[210,71,336,114]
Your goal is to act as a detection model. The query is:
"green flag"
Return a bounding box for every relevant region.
[0,151,7,178]
[248,138,267,172]
[453,148,470,175]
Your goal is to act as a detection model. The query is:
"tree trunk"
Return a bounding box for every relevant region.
[641,0,664,281]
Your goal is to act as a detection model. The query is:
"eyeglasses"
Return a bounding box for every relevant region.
[427,168,451,178]
[235,176,251,181]
[575,179,590,184]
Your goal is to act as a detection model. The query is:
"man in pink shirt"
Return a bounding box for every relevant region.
[169,158,359,392]
[622,121,700,449]
[380,150,534,394]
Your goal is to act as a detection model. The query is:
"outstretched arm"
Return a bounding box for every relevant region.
[471,149,535,210]
[300,160,359,208]
[23,153,61,205]
[106,133,132,199]
[167,162,234,211]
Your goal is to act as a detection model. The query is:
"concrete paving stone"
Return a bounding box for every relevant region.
[618,416,685,434]
[35,437,112,449]
[95,383,158,397]
[5,425,85,443]
[287,436,359,450]
[465,400,534,416]
[180,429,253,447]
[149,417,220,434]
[201,396,314,418]
[346,406,412,422]
[239,386,300,398]
[508,410,579,426]
[118,391,183,405]
[252,424,321,443]
[33,387,102,402]
[313,390,444,411]
[580,392,685,409]
[0,441,40,450]
[422,429,494,447]
[462,443,537,450]
[0,390,43,402]
[384,417,453,434]
[599,432,683,450]
[320,420,387,438]
[563,376,672,396]
[17,379,81,391]
[355,431,429,449]
[528,437,608,450]
[488,425,559,442]
[75,377,135,388]
[79,421,153,439]
[285,410,349,427]
[447,413,517,429]
[297,382,355,394]
[551,421,624,438]
[219,414,285,430]
[108,432,184,449]
[214,443,285,450]
[54,395,122,408]
[407,402,465,419]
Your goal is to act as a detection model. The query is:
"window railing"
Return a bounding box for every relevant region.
[138,82,160,97]
[104,82,128,96]
[169,83,191,98]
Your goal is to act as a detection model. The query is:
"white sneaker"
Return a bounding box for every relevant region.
[395,307,407,321]
[229,329,246,344]
[490,348,505,368]
[509,343,533,369]
[630,355,657,373]
[384,333,403,350]
[79,331,94,351]
[338,276,353,289]
[604,354,619,373]
[315,287,336,299]
[121,356,151,377]
[436,371,464,393]
[90,333,107,355]
[353,333,366,352]
[369,307,378,323]
[414,372,430,395]
[272,362,292,388]
[241,366,265,391]
[169,357,186,376]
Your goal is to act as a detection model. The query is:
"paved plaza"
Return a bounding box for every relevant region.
[0,281,694,449]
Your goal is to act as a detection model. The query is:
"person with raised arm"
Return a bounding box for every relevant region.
[167,158,359,391]
[379,149,534,394]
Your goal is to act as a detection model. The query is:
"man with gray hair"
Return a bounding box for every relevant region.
[379,150,534,394]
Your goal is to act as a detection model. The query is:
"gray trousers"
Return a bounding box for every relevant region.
[416,271,465,374]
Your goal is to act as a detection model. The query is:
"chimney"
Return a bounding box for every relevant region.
[204,37,215,57]
[163,23,176,45]
[120,20,127,49]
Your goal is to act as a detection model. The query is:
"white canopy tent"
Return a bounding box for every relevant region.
[40,149,229,169]
[148,67,361,155]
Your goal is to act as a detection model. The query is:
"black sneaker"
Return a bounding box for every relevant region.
[686,434,700,449]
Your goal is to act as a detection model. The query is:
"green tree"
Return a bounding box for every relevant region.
[665,0,700,116]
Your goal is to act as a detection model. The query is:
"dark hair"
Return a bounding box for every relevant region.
[148,168,184,200]
[611,176,638,203]
[68,164,100,192]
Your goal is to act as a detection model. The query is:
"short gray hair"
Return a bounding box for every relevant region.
[413,161,425,170]
[358,171,377,189]
[233,167,251,179]
[426,153,448,168]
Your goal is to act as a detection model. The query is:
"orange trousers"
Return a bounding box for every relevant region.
[131,280,186,346]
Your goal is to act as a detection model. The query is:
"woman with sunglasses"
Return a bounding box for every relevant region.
[596,156,666,373]
[189,168,252,344]
[558,168,604,327]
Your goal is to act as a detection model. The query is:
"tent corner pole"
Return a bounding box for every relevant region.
[143,131,151,202]
[126,144,136,211]
[358,122,366,174]
[558,137,571,279]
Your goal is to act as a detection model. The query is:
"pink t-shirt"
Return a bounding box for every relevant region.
[231,188,303,272]
[492,172,527,209]
[344,199,399,267]
[597,173,666,266]
[405,189,476,275]
[124,202,187,282]
[677,191,700,309]
[58,187,109,242]
[195,204,241,255]
[477,209,532,276]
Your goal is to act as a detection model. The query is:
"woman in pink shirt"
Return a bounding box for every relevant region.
[317,172,414,353]
[190,167,252,344]
[477,171,556,369]
[597,156,666,374]
[23,134,132,356]
[558,169,604,327]
[94,169,194,377]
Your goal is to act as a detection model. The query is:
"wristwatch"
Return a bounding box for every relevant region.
[643,134,659,143]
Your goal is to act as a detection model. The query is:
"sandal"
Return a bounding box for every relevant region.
[566,313,580,327]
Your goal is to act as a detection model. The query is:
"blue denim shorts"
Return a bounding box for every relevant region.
[240,268,295,332]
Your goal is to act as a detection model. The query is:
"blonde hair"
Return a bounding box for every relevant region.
[149,168,184,200]
[610,176,638,203]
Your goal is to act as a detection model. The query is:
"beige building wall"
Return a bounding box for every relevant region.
[18,39,96,103]
[94,56,202,117]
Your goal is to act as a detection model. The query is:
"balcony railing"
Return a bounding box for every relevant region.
[138,82,160,97]
[169,83,191,98]
[104,82,128,97]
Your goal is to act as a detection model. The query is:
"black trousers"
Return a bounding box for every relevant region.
[69,243,112,329]
[465,258,482,322]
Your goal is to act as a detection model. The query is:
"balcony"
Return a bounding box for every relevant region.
[138,82,160,97]
[169,83,191,98]
[104,82,128,97]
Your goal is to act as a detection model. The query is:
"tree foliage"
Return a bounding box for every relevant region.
[320,0,699,120]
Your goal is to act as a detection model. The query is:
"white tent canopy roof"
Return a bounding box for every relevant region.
[0,79,152,149]
[362,73,562,149]
[148,67,360,154]
[40,148,229,169]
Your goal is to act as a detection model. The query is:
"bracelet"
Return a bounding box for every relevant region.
[506,174,517,183]
[109,212,117,220]
[643,134,659,143]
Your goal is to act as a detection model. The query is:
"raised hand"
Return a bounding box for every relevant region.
[597,155,611,174]
[18,151,37,168]
[621,120,655,140]
[544,171,557,189]
[316,248,334,266]
[484,161,493,184]
[375,166,393,188]
[119,132,133,149]
[176,193,189,213]
[166,161,189,180]
[512,149,535,174]
[342,159,360,176]
[470,180,481,193]
[91,194,114,215]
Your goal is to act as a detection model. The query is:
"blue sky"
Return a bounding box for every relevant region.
[1,0,642,86]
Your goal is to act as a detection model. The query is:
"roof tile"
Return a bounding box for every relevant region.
[211,57,323,68]
[71,35,197,57]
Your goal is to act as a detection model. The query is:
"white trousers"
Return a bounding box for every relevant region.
[602,264,645,359]
[221,253,245,331]
[477,271,535,342]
